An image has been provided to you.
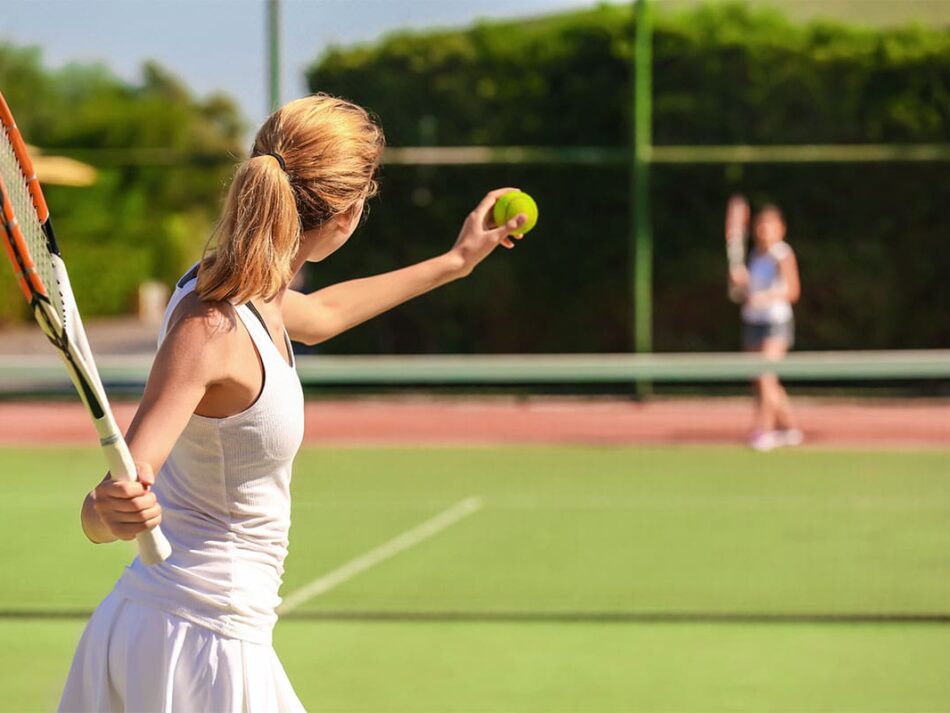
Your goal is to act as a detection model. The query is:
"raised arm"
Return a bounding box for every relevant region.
[283,188,528,345]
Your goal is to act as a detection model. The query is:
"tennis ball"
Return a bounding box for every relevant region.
[493,191,538,236]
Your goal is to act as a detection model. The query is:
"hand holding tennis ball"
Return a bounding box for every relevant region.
[449,188,538,276]
[493,190,538,237]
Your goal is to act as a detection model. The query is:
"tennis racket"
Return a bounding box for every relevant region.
[725,193,749,267]
[0,90,171,565]
[725,193,749,302]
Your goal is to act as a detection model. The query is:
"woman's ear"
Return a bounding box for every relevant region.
[334,200,364,235]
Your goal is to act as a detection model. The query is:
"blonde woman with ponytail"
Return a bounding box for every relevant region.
[59,95,529,713]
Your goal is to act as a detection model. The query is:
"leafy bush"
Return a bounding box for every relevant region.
[0,49,241,322]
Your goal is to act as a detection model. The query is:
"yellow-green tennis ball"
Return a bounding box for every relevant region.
[493,191,538,236]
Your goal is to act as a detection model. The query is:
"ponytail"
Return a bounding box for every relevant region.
[196,93,384,304]
[196,154,300,303]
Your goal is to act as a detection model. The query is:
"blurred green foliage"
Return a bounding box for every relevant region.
[1,4,947,353]
[306,2,950,352]
[0,46,243,322]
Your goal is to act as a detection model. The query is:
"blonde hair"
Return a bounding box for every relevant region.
[197,94,385,304]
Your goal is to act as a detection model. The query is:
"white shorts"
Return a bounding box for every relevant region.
[59,591,305,713]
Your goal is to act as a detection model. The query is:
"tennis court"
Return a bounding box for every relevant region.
[1,1,948,710]
[3,441,949,711]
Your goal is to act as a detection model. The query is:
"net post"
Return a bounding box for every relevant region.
[267,0,281,112]
[632,0,654,396]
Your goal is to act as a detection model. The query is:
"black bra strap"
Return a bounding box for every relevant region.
[244,301,270,337]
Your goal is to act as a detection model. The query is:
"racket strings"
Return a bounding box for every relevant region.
[0,125,66,326]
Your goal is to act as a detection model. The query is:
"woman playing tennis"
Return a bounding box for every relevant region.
[59,94,528,712]
[726,198,803,451]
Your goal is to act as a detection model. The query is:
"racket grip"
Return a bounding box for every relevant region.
[102,439,172,566]
[135,528,173,566]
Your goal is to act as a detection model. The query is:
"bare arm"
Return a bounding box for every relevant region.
[284,188,527,345]
[283,253,464,346]
[81,300,238,544]
[728,264,750,303]
[778,248,801,304]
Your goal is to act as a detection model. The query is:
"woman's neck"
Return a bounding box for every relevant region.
[262,244,311,311]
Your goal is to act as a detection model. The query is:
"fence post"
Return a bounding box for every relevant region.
[632,0,654,394]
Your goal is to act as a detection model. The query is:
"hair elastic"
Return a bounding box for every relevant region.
[265,151,287,171]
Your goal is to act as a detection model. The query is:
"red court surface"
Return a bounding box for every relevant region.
[0,397,946,448]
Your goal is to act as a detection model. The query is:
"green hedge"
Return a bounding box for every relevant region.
[0,49,241,322]
[305,3,950,353]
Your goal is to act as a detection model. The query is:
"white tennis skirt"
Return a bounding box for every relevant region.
[59,591,305,712]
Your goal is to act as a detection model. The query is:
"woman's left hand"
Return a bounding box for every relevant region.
[448,188,528,277]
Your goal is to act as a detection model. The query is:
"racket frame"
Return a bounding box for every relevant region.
[725,194,750,303]
[0,91,171,565]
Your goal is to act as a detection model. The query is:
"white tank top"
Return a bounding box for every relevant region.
[742,240,794,325]
[116,269,305,644]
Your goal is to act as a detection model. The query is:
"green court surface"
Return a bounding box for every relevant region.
[1,445,949,711]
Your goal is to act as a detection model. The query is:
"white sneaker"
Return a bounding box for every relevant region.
[749,430,780,452]
[776,428,804,447]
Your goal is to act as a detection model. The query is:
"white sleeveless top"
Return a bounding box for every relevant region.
[742,240,794,325]
[116,269,305,644]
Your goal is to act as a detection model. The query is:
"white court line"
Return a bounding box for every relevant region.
[278,496,483,614]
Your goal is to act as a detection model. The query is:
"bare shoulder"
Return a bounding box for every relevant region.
[158,294,242,374]
[281,288,308,316]
[281,288,322,345]
[771,241,795,261]
[167,293,238,339]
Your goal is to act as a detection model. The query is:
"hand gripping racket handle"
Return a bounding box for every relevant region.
[102,435,173,565]
[46,256,172,566]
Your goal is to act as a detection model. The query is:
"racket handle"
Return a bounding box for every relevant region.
[135,529,173,566]
[103,439,172,566]
[726,237,745,267]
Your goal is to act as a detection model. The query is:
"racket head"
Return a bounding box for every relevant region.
[725,193,749,267]
[0,90,104,413]
[0,93,173,565]
[0,91,67,332]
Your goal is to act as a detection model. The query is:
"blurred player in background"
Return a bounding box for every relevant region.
[726,196,803,451]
